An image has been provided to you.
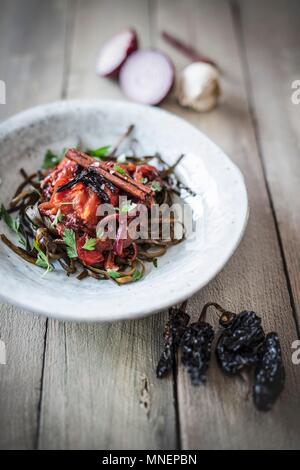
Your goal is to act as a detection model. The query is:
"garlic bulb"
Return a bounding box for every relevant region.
[177,62,220,112]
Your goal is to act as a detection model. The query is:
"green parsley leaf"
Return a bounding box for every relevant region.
[151,181,162,192]
[82,237,97,251]
[43,149,61,169]
[107,269,121,279]
[19,238,27,247]
[152,258,158,268]
[63,228,78,259]
[141,177,148,184]
[52,208,64,227]
[132,270,142,281]
[33,239,53,274]
[0,204,26,245]
[87,145,110,159]
[113,164,126,175]
[0,204,18,232]
[119,200,137,213]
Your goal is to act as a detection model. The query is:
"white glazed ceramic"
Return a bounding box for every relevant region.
[0,100,248,322]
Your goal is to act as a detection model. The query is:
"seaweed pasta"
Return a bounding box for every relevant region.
[0,126,190,284]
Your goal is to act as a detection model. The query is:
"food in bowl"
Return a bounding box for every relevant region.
[0,126,189,284]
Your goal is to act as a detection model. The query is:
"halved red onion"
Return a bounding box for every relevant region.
[114,220,128,257]
[119,49,174,105]
[96,29,138,78]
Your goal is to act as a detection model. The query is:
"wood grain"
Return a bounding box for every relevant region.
[38,316,176,449]
[238,0,300,330]
[1,0,299,450]
[0,0,68,449]
[154,0,300,449]
[37,0,177,450]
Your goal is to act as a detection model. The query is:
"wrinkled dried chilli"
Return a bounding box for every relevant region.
[214,305,265,376]
[156,302,190,378]
[156,301,285,412]
[253,332,285,411]
[181,321,214,385]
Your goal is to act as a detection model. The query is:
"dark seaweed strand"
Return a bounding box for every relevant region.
[81,175,110,203]
[56,175,82,192]
[56,167,117,202]
[89,167,117,193]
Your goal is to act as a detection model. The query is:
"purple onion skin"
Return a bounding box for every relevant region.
[96,29,138,79]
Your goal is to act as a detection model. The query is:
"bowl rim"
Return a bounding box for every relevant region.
[0,99,249,322]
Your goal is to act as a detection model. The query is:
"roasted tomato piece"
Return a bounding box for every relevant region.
[105,186,119,207]
[40,182,101,227]
[40,157,121,226]
[77,235,103,265]
[76,235,113,266]
[78,189,100,226]
[41,158,77,198]
[133,164,160,183]
[125,162,136,174]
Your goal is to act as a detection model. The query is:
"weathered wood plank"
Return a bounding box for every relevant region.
[0,0,68,449]
[155,0,300,449]
[38,0,177,450]
[238,0,300,330]
[38,315,175,449]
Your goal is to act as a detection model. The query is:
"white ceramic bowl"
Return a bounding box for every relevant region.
[0,100,248,322]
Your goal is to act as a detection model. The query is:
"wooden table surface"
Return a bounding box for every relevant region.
[0,0,299,450]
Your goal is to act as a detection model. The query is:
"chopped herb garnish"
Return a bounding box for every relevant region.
[33,239,53,274]
[87,145,110,159]
[0,204,26,246]
[52,208,64,227]
[141,177,148,184]
[119,200,137,213]
[63,228,78,259]
[107,269,121,279]
[0,204,19,232]
[152,258,158,268]
[43,150,61,169]
[82,237,97,251]
[151,181,162,192]
[132,270,142,281]
[114,164,126,175]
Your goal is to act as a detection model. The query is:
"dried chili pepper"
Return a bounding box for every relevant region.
[181,317,214,385]
[156,301,190,378]
[253,332,285,411]
[211,304,265,376]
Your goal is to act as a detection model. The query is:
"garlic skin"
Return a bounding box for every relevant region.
[177,62,220,112]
